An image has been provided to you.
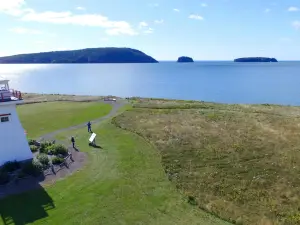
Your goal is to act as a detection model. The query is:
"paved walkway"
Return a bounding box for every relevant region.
[39,99,128,142]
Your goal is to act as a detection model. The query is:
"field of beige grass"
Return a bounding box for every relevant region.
[113,98,300,225]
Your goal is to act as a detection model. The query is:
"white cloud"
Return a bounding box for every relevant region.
[76,6,86,11]
[265,8,271,13]
[144,28,154,34]
[288,6,299,12]
[0,1,138,36]
[20,10,137,36]
[173,8,180,12]
[201,3,208,7]
[154,19,164,24]
[0,0,26,16]
[9,27,42,34]
[189,14,204,20]
[138,22,153,35]
[138,21,148,28]
[292,21,300,30]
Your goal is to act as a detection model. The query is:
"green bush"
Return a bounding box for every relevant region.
[52,157,65,165]
[28,139,36,145]
[46,145,56,155]
[0,171,9,185]
[40,141,54,154]
[42,141,53,147]
[2,161,20,173]
[53,144,68,156]
[39,147,47,154]
[22,160,44,177]
[30,145,38,153]
[36,154,50,166]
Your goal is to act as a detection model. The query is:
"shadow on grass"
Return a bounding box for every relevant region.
[88,143,102,149]
[0,178,54,225]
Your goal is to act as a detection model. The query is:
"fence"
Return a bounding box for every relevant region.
[0,90,22,102]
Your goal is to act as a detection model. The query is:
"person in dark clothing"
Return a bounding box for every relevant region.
[87,121,92,133]
[71,136,75,148]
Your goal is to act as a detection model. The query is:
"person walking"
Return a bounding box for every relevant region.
[71,136,75,148]
[87,121,92,133]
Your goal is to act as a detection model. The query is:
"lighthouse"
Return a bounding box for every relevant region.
[0,79,32,166]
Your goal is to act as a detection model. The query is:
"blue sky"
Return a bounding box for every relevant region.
[0,0,300,60]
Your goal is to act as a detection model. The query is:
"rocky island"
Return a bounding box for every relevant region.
[0,47,158,64]
[234,57,278,62]
[177,56,194,63]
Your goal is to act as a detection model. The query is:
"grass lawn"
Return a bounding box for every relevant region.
[113,98,300,225]
[0,101,229,225]
[17,102,112,138]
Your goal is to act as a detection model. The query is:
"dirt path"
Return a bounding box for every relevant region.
[38,99,128,142]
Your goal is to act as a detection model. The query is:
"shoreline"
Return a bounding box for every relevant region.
[22,93,298,108]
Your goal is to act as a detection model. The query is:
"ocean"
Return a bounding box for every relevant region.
[1,61,300,105]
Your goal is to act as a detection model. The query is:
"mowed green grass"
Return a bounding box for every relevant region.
[113,98,300,225]
[0,102,229,225]
[17,102,112,138]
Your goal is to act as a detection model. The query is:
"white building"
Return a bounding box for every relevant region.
[0,80,32,166]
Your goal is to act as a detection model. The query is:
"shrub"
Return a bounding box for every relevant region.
[36,154,50,166]
[2,161,20,173]
[187,196,197,206]
[28,139,36,145]
[40,141,54,154]
[53,144,68,156]
[30,145,38,153]
[22,160,44,177]
[42,141,53,147]
[52,157,64,165]
[39,149,46,154]
[46,145,56,155]
[0,171,9,185]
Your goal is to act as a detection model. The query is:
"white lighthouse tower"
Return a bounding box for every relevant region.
[0,79,32,166]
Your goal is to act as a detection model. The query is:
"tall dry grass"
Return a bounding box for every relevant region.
[22,93,120,104]
[113,98,300,224]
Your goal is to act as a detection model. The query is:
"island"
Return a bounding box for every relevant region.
[234,57,278,62]
[177,56,194,63]
[0,47,158,64]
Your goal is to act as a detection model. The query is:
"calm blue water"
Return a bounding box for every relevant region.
[0,61,300,105]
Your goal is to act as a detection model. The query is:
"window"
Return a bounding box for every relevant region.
[1,116,9,122]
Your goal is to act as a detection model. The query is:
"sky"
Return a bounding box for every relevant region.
[0,0,300,60]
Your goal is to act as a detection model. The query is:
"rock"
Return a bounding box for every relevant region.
[177,56,194,63]
[234,57,278,62]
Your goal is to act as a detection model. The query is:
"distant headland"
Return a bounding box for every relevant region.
[234,57,278,62]
[177,56,194,63]
[0,48,158,64]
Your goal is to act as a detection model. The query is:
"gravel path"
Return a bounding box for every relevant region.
[39,99,128,142]
[0,99,128,199]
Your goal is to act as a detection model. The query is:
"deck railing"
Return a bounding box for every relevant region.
[0,89,22,102]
